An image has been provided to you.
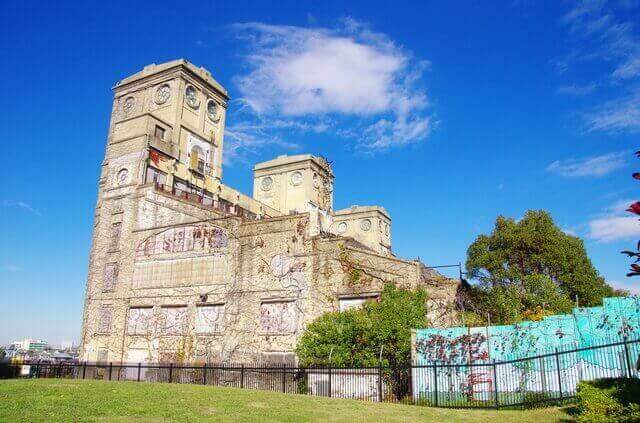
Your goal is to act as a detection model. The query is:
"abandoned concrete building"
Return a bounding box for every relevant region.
[79,59,459,364]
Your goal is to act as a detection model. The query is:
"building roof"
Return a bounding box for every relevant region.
[253,154,333,175]
[333,205,390,219]
[114,59,228,98]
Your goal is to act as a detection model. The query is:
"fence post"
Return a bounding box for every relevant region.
[554,349,563,401]
[328,365,332,398]
[378,364,383,403]
[82,362,86,380]
[433,363,439,407]
[282,364,286,393]
[240,364,244,389]
[137,363,141,382]
[108,362,113,381]
[203,363,207,385]
[169,363,173,383]
[623,337,632,378]
[492,360,499,409]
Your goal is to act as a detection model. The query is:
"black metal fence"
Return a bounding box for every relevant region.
[2,338,639,409]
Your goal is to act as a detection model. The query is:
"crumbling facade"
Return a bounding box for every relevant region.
[80,59,459,364]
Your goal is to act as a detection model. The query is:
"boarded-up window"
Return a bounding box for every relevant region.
[339,296,377,312]
[109,222,122,251]
[260,301,296,334]
[97,307,112,334]
[127,307,153,335]
[97,348,109,363]
[103,263,118,292]
[196,304,224,334]
[161,307,188,335]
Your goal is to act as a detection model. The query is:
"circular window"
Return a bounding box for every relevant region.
[385,223,390,235]
[185,85,199,108]
[117,168,129,185]
[312,173,319,188]
[155,84,171,104]
[360,219,372,231]
[290,171,303,186]
[206,99,219,121]
[123,96,136,114]
[261,176,273,191]
[337,222,348,234]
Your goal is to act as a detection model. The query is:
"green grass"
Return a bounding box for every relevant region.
[0,379,571,422]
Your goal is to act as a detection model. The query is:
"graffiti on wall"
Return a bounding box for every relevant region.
[414,296,640,367]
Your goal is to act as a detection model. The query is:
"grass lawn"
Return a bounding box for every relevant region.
[0,379,571,422]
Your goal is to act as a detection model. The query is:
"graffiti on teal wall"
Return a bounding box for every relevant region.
[414,296,640,368]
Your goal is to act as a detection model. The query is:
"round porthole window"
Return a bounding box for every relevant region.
[185,85,200,108]
[360,219,372,231]
[155,84,171,104]
[206,99,219,121]
[337,222,348,234]
[261,176,273,191]
[290,171,303,186]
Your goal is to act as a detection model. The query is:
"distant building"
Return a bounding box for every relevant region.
[12,339,48,352]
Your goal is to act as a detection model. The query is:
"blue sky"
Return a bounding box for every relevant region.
[1,0,640,346]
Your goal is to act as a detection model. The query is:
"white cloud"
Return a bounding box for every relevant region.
[558,1,640,133]
[1,200,41,216]
[557,83,597,95]
[227,19,432,157]
[546,151,627,177]
[588,198,640,242]
[586,90,640,133]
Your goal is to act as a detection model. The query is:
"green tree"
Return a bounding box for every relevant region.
[464,210,613,324]
[296,284,428,368]
[296,284,429,400]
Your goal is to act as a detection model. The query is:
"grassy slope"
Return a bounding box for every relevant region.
[0,379,569,422]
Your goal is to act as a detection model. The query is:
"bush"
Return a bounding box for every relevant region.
[574,378,640,422]
[522,391,554,408]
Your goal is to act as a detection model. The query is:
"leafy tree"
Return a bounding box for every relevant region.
[296,284,429,368]
[464,210,613,324]
[296,284,429,400]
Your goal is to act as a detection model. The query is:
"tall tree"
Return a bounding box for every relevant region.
[464,210,613,323]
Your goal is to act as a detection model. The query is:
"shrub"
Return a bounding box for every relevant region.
[574,378,640,422]
[522,391,554,408]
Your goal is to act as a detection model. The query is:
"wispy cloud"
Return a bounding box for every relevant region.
[1,200,41,216]
[226,19,433,159]
[546,151,627,177]
[557,83,597,95]
[4,263,23,272]
[588,198,640,242]
[586,89,640,133]
[558,1,640,132]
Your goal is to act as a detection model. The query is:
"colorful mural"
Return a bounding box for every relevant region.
[414,297,640,367]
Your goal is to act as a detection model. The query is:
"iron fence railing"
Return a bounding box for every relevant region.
[2,338,638,409]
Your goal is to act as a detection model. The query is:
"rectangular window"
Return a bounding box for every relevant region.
[260,301,296,334]
[103,263,118,292]
[154,125,165,140]
[196,304,224,334]
[145,166,167,185]
[127,307,153,335]
[338,295,378,312]
[97,307,113,334]
[161,306,188,335]
[97,348,109,363]
[109,222,122,251]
